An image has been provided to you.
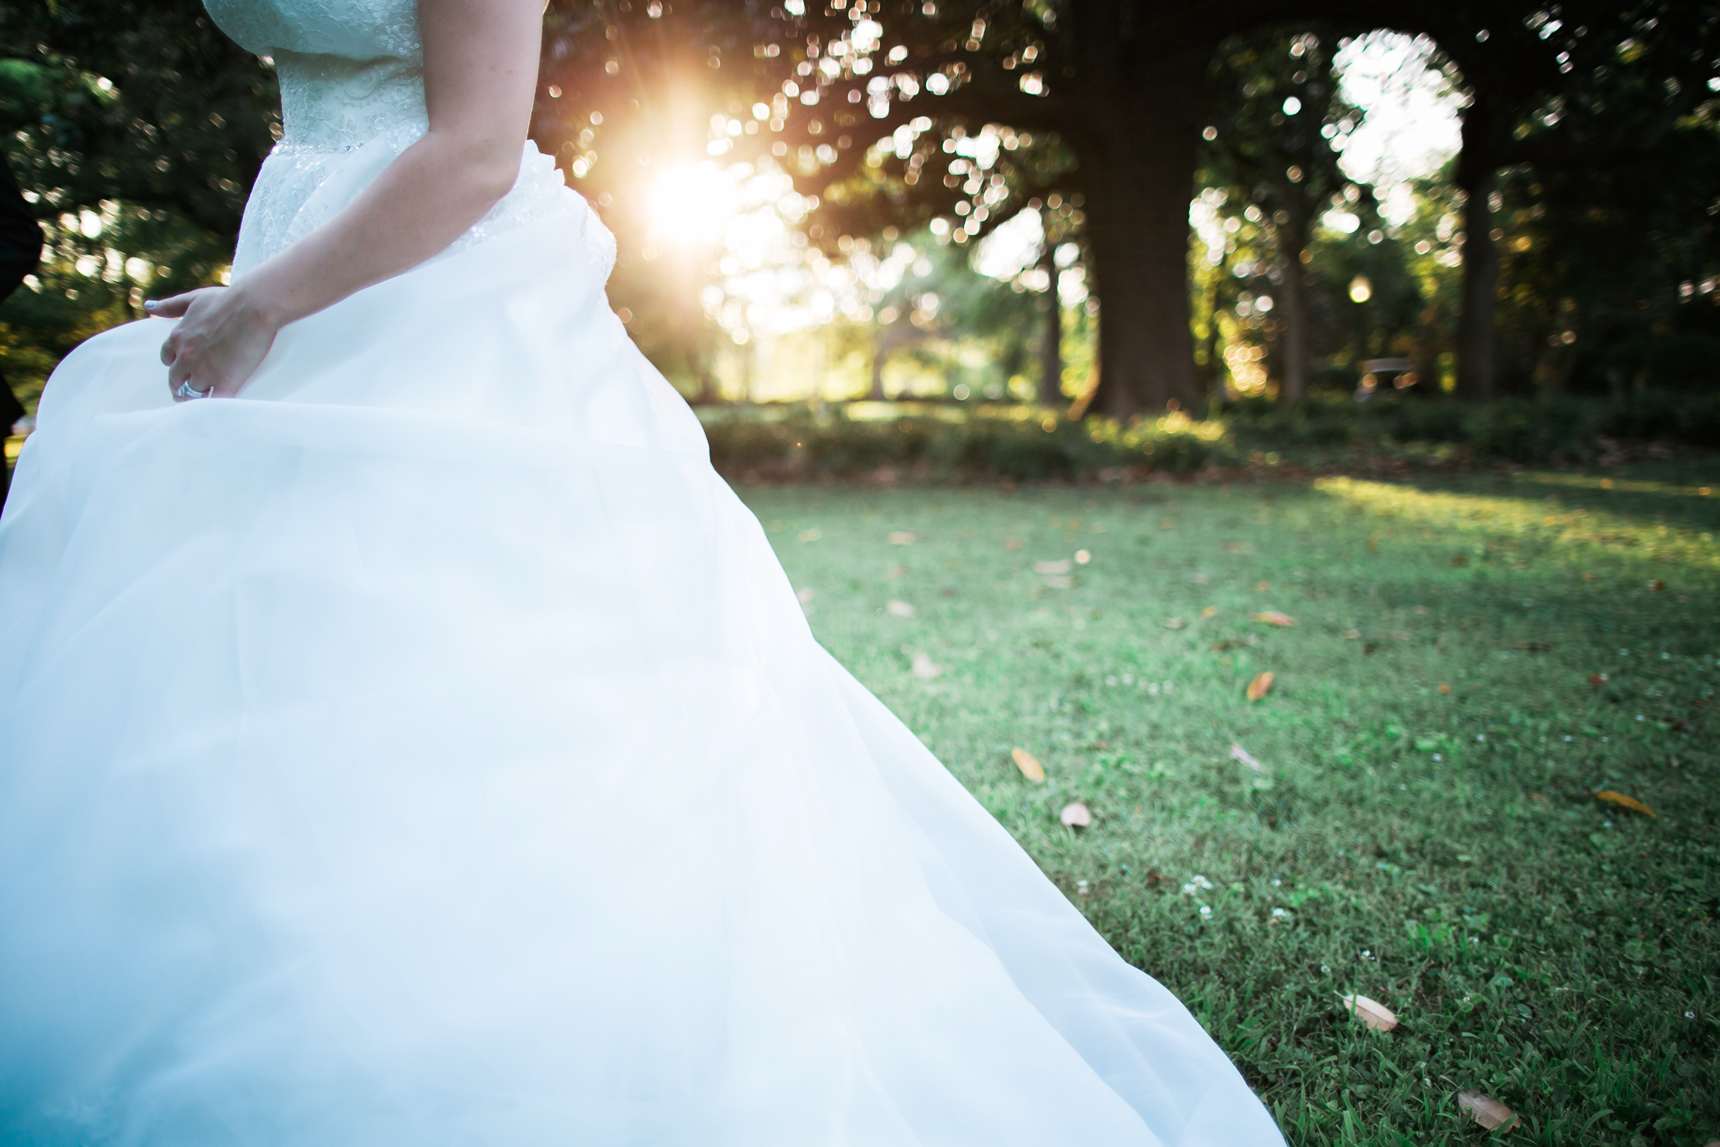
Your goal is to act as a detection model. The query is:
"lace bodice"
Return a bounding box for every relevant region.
[204,0,607,278]
[205,0,426,150]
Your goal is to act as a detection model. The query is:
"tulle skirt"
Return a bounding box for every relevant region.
[0,190,1285,1145]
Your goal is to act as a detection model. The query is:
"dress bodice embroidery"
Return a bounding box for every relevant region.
[202,0,608,278]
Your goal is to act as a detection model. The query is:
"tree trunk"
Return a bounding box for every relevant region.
[1038,249,1063,408]
[1455,170,1499,402]
[868,338,887,401]
[1078,59,1206,420]
[1277,227,1309,405]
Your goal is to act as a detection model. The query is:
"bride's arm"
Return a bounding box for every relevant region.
[146,0,544,400]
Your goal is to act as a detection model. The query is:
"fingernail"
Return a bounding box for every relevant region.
[143,300,158,309]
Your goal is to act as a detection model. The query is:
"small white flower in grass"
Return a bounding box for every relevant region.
[1433,753,1442,761]
[1272,908,1288,918]
[1687,1011,1697,1019]
[1199,905,1212,918]
[1271,878,1282,887]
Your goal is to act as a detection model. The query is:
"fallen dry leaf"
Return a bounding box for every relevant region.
[1012,748,1046,783]
[1341,629,1361,639]
[1059,801,1092,828]
[1158,517,1176,529]
[1594,790,1656,817]
[911,653,941,680]
[1222,541,1252,553]
[1255,580,1271,591]
[1254,611,1295,627]
[888,531,916,545]
[1229,743,1264,771]
[1163,617,1185,629]
[1340,994,1399,1032]
[885,599,916,617]
[1452,553,1470,567]
[1650,579,1665,591]
[1456,1091,1519,1133]
[1004,536,1023,550]
[1034,559,1073,575]
[1582,571,1598,581]
[1589,672,1608,687]
[1438,683,1452,694]
[1200,606,1219,619]
[1247,671,1275,701]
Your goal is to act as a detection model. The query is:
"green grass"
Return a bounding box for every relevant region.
[739,464,1720,1147]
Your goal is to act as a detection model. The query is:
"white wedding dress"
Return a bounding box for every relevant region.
[0,3,1286,1143]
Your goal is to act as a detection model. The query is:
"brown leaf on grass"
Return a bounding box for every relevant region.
[1034,559,1073,575]
[1650,579,1665,590]
[1012,748,1046,783]
[1246,672,1275,702]
[888,531,917,545]
[1594,790,1656,817]
[1341,629,1361,639]
[1255,580,1271,591]
[1229,743,1264,771]
[1588,673,1609,687]
[910,653,942,680]
[1059,801,1092,828]
[1254,611,1295,627]
[1158,517,1176,529]
[1452,553,1470,567]
[1456,1091,1520,1133]
[1200,606,1219,619]
[1004,536,1023,551]
[1339,994,1399,1032]
[1582,571,1598,581]
[1222,541,1252,553]
[1438,683,1452,694]
[1163,617,1185,629]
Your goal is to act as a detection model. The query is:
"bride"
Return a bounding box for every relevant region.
[0,1,1286,1142]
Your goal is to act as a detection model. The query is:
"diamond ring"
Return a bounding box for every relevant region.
[174,380,214,402]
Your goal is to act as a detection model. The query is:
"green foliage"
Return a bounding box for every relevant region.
[697,391,1720,483]
[700,406,1231,481]
[746,467,1720,1144]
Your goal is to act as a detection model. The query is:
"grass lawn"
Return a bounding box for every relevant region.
[740,462,1720,1147]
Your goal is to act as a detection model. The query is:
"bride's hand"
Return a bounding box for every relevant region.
[146,286,281,401]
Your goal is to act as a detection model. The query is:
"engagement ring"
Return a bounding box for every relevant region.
[174,380,213,402]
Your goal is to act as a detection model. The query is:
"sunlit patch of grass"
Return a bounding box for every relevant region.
[1513,472,1716,499]
[1316,476,1720,572]
[745,470,1719,1147]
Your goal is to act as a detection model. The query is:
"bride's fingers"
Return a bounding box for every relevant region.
[143,294,196,319]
